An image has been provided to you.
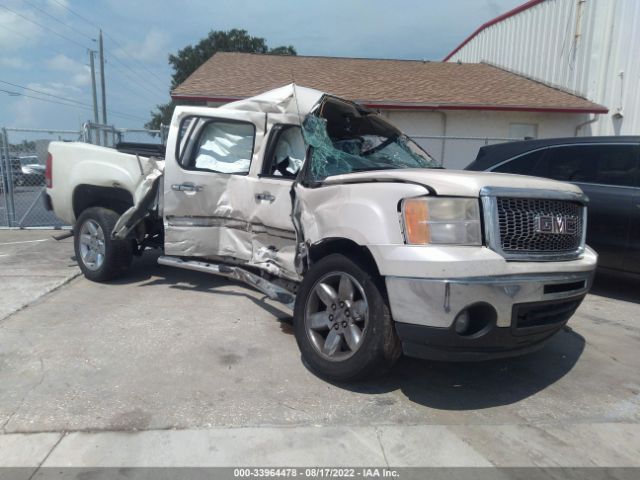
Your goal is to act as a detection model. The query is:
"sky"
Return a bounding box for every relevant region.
[0,0,524,132]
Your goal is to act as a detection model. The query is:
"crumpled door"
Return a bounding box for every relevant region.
[244,113,305,280]
[163,107,266,260]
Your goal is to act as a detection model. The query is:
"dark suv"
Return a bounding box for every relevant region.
[466,136,640,274]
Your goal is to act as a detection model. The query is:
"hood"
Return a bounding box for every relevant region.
[321,168,584,197]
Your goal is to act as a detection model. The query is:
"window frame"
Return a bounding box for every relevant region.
[175,115,257,176]
[491,147,547,176]
[259,123,307,181]
[542,143,639,188]
[489,142,640,189]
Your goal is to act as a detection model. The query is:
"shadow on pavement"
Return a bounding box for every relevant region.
[105,251,586,410]
[109,251,293,323]
[336,328,585,410]
[590,269,640,304]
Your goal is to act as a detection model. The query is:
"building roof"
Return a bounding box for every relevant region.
[171,52,607,114]
[443,0,545,61]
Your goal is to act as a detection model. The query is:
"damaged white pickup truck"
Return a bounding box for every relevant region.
[46,84,597,381]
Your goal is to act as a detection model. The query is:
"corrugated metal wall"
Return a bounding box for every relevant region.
[447,0,640,136]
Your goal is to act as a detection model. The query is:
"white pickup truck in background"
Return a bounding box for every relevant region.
[45,84,597,381]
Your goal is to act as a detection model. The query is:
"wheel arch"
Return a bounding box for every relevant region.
[72,184,133,220]
[308,237,382,282]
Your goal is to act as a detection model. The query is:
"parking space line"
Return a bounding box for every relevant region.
[0,239,50,246]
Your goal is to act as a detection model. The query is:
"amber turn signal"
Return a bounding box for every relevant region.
[403,198,430,244]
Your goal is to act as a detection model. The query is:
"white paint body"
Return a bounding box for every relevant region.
[46,142,153,224]
[446,0,640,137]
[47,85,597,332]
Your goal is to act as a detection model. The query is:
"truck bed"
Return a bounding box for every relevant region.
[47,141,162,225]
[115,142,166,159]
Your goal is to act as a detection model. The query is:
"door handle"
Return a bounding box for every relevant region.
[172,182,203,192]
[255,192,276,202]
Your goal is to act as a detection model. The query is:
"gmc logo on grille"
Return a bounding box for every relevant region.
[535,215,578,235]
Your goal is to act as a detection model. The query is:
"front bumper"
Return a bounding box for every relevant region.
[386,269,594,361]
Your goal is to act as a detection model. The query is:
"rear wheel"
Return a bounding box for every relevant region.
[294,254,401,382]
[74,207,133,282]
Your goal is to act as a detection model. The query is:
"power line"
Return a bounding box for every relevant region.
[0,3,91,51]
[0,87,98,112]
[47,0,169,91]
[0,79,87,106]
[0,83,148,122]
[0,21,36,47]
[16,1,167,113]
[0,25,164,120]
[5,2,165,99]
[49,0,100,30]
[0,22,165,104]
[102,31,167,86]
[20,0,95,42]
[103,49,167,94]
[2,1,168,122]
[0,23,87,69]
[104,73,164,105]
[103,56,167,97]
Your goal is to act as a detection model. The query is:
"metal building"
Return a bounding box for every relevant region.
[445,0,640,136]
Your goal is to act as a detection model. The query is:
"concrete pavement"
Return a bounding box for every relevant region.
[0,423,639,467]
[0,229,78,320]
[0,230,639,469]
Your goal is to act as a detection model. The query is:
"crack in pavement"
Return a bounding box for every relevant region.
[375,427,390,467]
[0,271,81,325]
[28,432,66,480]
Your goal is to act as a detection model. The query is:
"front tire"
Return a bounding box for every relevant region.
[74,207,133,282]
[294,254,401,382]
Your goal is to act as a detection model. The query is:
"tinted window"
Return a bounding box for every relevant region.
[493,149,546,175]
[540,145,637,187]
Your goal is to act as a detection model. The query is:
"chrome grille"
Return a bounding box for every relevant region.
[497,197,584,255]
[480,187,587,262]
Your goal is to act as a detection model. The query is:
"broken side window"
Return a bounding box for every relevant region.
[302,98,439,182]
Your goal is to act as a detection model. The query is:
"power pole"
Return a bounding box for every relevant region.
[88,50,100,144]
[98,29,108,145]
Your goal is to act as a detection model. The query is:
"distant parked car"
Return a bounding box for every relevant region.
[466,136,640,274]
[3,156,24,187]
[19,156,46,186]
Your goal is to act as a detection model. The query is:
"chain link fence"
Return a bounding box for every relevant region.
[1,127,83,228]
[411,134,519,169]
[82,123,168,147]
[0,123,166,229]
[1,122,517,228]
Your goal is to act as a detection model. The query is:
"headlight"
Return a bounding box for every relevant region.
[402,197,482,245]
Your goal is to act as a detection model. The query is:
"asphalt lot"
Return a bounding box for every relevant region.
[0,229,639,469]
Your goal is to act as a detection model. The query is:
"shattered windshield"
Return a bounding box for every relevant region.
[302,98,439,182]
